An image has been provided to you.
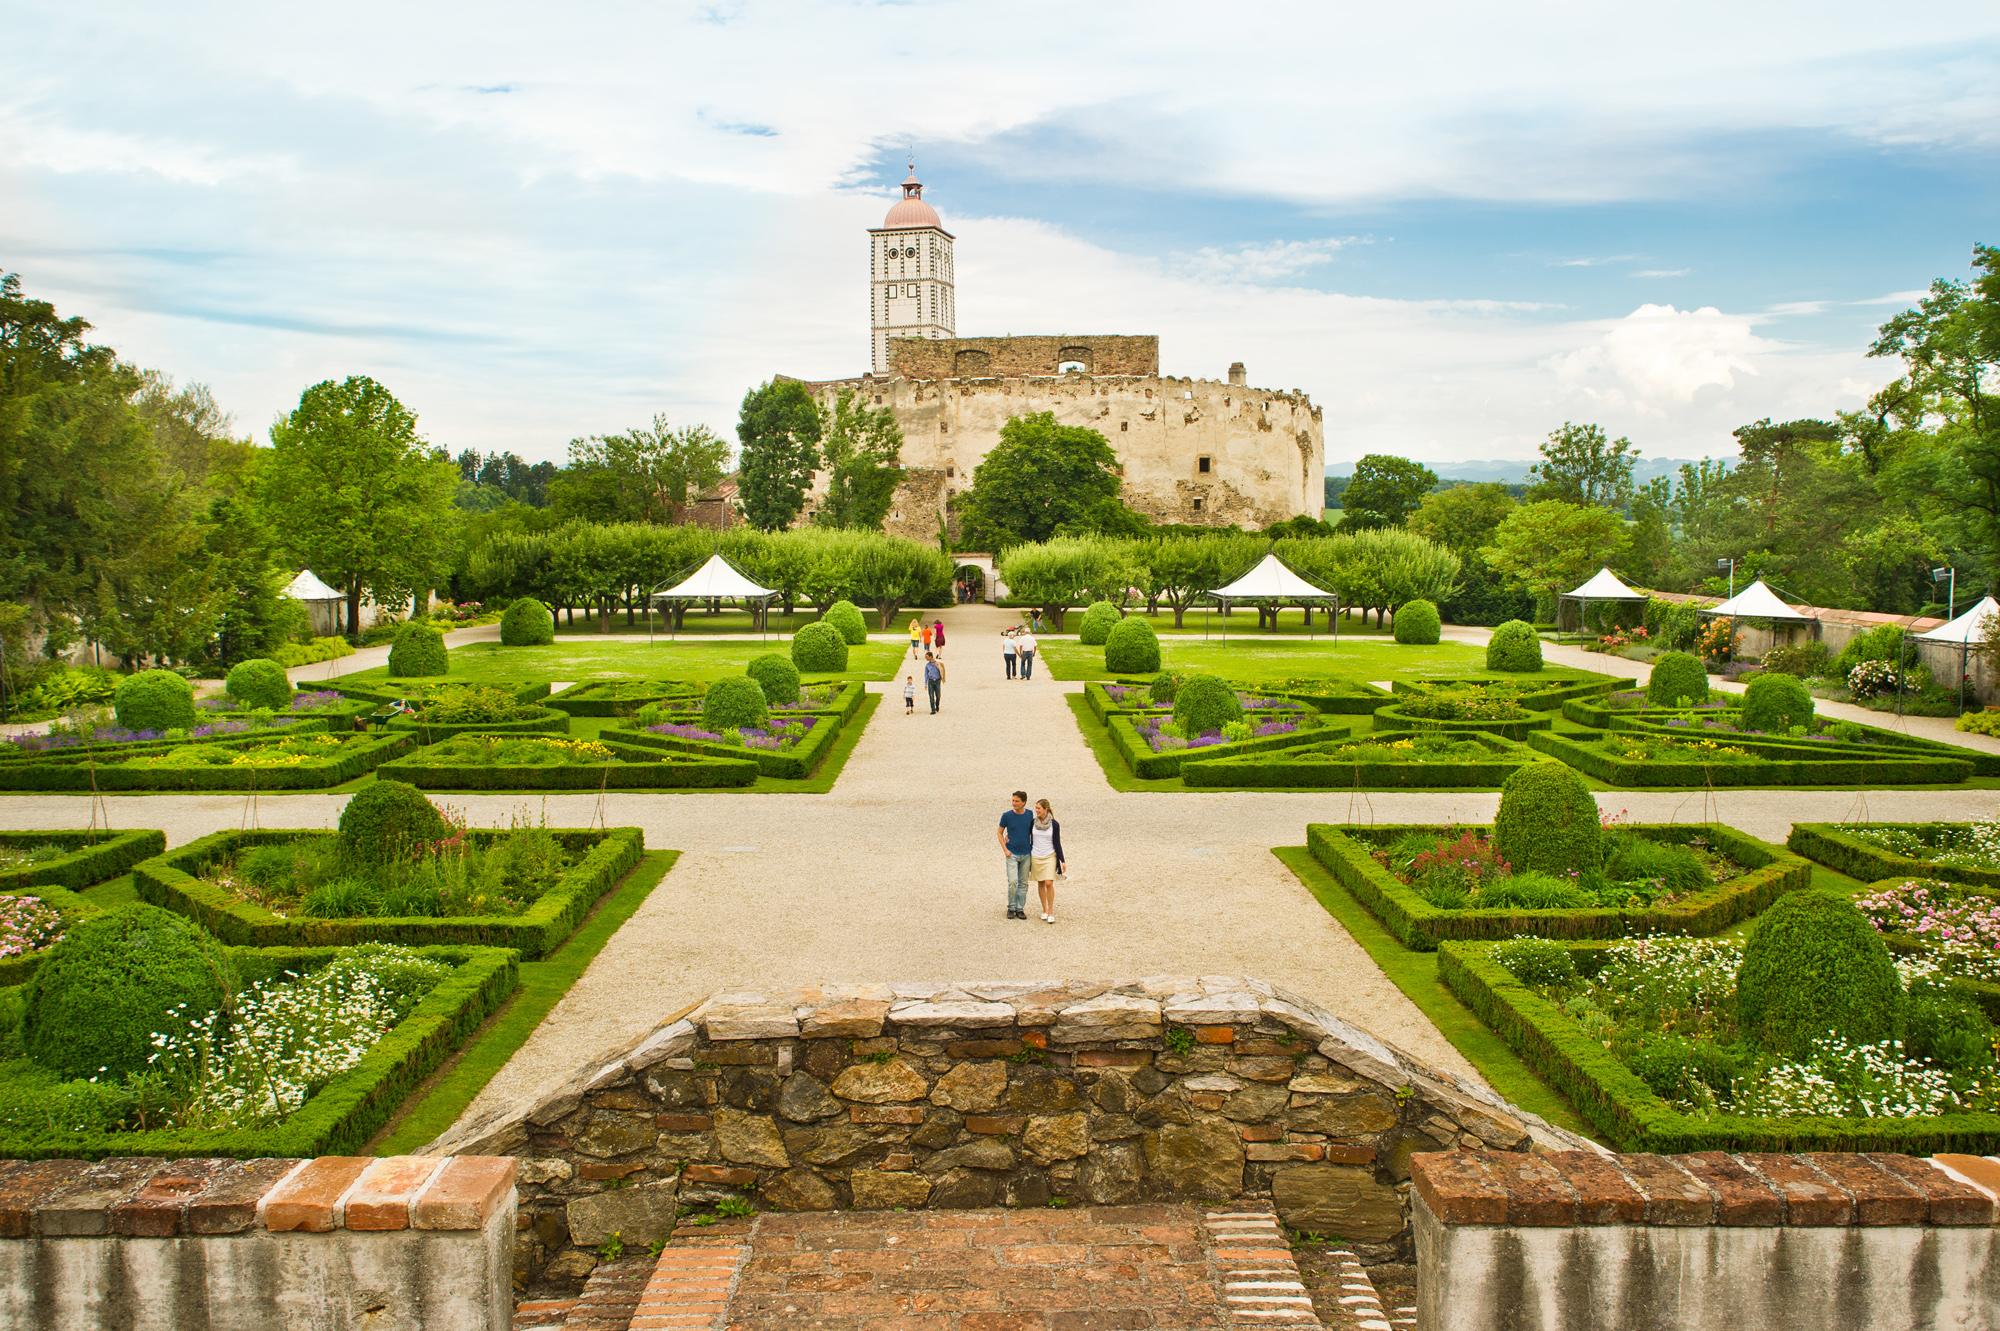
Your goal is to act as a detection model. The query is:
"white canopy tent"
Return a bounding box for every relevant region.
[1917,595,1999,707]
[1558,567,1647,633]
[1205,552,1341,640]
[646,553,777,641]
[1701,579,1811,623]
[284,569,346,637]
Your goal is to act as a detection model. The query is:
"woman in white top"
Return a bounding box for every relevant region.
[1002,629,1017,679]
[1029,798,1066,923]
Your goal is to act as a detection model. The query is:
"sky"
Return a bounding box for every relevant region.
[3,1,1997,471]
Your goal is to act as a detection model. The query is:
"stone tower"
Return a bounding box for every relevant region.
[869,162,955,374]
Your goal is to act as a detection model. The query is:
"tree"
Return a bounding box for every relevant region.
[260,376,460,638]
[1528,422,1638,508]
[1408,484,1514,554]
[957,412,1126,548]
[814,389,903,531]
[850,537,953,628]
[552,416,729,525]
[1136,533,1260,627]
[736,380,823,531]
[996,537,1134,630]
[1480,500,1631,604]
[1338,454,1437,530]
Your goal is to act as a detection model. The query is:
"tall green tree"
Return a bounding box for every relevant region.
[1338,454,1438,530]
[1408,483,1514,554]
[735,380,822,531]
[813,389,903,531]
[958,412,1127,548]
[551,415,729,525]
[260,376,459,637]
[1528,422,1638,508]
[1481,500,1630,604]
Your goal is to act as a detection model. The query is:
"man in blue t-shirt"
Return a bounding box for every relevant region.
[996,789,1035,920]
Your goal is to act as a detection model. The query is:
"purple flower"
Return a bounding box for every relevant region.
[291,690,341,711]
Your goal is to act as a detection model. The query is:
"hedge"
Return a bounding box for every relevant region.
[0,883,99,987]
[386,705,572,743]
[1785,823,2000,889]
[1370,702,1554,741]
[1438,939,2000,1153]
[1307,821,1811,951]
[0,732,415,792]
[270,637,355,668]
[320,680,550,707]
[1184,734,1529,789]
[1526,730,1974,787]
[604,682,865,779]
[0,715,345,763]
[0,944,517,1160]
[377,737,756,789]
[0,829,166,890]
[1609,711,2000,777]
[545,681,704,717]
[1389,673,1632,713]
[1082,680,1343,724]
[134,827,646,958]
[1104,714,1332,779]
[499,596,556,646]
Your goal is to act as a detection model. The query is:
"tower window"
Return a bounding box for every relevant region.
[1192,497,1205,512]
[1119,421,1128,432]
[1197,456,1212,474]
[1057,360,1086,374]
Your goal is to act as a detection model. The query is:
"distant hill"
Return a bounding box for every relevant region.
[1325,457,1722,486]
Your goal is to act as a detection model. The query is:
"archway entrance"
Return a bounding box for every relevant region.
[953,563,986,604]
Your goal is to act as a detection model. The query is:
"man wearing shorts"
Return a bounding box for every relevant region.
[997,789,1034,920]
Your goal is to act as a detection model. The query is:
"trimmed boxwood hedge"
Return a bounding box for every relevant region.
[1370,701,1554,740]
[1307,821,1811,951]
[1105,714,1330,779]
[605,681,866,779]
[545,680,703,717]
[1389,673,1632,713]
[1083,679,1372,723]
[376,737,757,789]
[1608,711,2000,777]
[386,705,571,743]
[0,732,414,791]
[322,680,550,707]
[1786,822,2000,889]
[0,714,348,765]
[1438,938,2000,1153]
[499,596,556,646]
[135,826,645,958]
[1527,730,1974,787]
[0,884,98,987]
[0,943,517,1160]
[0,829,166,890]
[1183,733,1528,789]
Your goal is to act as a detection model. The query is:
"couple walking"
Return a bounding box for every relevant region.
[997,790,1066,923]
[1001,626,1037,680]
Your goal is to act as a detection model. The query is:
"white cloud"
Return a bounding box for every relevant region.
[1552,255,1642,268]
[0,103,296,186]
[1632,268,1692,279]
[1175,237,1362,283]
[1548,304,1771,411]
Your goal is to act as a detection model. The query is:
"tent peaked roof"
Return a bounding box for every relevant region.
[652,553,774,601]
[1564,567,1645,601]
[1705,579,1809,622]
[284,569,341,601]
[1916,595,2000,645]
[1210,552,1337,601]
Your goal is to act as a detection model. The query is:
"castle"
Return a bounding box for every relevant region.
[791,165,1325,540]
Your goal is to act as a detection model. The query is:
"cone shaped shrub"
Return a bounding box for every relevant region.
[1737,890,1899,1060]
[1741,671,1814,733]
[499,596,555,646]
[1392,599,1441,645]
[387,622,448,677]
[1493,763,1601,876]
[1646,651,1709,707]
[1486,620,1543,672]
[338,779,446,866]
[1103,616,1161,673]
[1077,601,1121,646]
[823,600,869,646]
[702,675,770,732]
[791,621,849,673]
[746,653,802,704]
[113,668,196,732]
[1173,674,1243,738]
[223,658,291,711]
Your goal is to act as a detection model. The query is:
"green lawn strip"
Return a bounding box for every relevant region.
[1122,609,1392,638]
[1064,695,1190,792]
[76,873,139,907]
[370,850,680,1154]
[1040,638,1507,684]
[1271,845,1593,1137]
[339,640,905,688]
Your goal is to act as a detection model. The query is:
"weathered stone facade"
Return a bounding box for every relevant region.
[888,334,1161,380]
[430,976,1578,1294]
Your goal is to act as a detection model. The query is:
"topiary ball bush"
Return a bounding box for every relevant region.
[702,675,770,732]
[224,658,291,711]
[1103,616,1161,674]
[1736,890,1899,1060]
[1486,620,1543,672]
[791,621,849,673]
[1077,601,1122,646]
[22,903,237,1082]
[746,653,802,705]
[387,622,448,677]
[1173,674,1243,739]
[1392,599,1441,645]
[823,600,869,646]
[499,596,555,647]
[1146,671,1184,705]
[1646,651,1710,708]
[1741,671,1814,733]
[1493,763,1602,877]
[113,668,196,732]
[338,779,446,866]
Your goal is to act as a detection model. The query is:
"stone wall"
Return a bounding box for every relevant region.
[888,334,1161,379]
[1412,1148,2000,1330]
[0,1154,516,1331]
[431,976,1579,1294]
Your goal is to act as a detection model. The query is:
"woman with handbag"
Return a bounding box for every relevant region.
[1030,798,1066,923]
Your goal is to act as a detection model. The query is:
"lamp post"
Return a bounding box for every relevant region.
[1717,558,1735,599]
[1932,566,1956,620]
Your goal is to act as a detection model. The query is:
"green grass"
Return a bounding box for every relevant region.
[370,849,680,1154]
[1273,845,1590,1137]
[1114,608,1393,637]
[1037,637,1501,683]
[551,609,948,637]
[78,873,139,908]
[338,640,905,688]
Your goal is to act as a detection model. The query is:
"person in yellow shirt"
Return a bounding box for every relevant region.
[908,618,923,660]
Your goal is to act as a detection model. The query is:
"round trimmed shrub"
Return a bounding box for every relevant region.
[499,597,555,646]
[1146,671,1184,705]
[1736,890,1899,1060]
[702,676,770,732]
[387,622,448,677]
[791,621,849,673]
[1392,599,1441,645]
[1173,674,1243,738]
[1103,616,1161,674]
[338,779,446,866]
[22,904,236,1082]
[1493,764,1602,877]
[1077,601,1121,646]
[113,668,195,732]
[746,653,801,705]
[822,600,869,646]
[1741,671,1814,733]
[1485,620,1543,672]
[1645,651,1709,708]
[224,658,292,712]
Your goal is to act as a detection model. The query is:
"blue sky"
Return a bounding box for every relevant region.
[3,1,1996,468]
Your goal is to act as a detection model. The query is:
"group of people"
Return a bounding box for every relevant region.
[1001,625,1038,679]
[997,789,1066,923]
[904,617,947,715]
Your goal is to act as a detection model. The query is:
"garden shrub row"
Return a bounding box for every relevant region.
[0,733,415,792]
[545,680,704,717]
[1105,714,1333,779]
[1785,822,2000,889]
[1369,702,1554,740]
[1527,731,1974,787]
[0,944,518,1159]
[269,637,356,668]
[134,827,645,957]
[385,706,572,742]
[605,681,866,779]
[1606,711,2000,777]
[376,737,757,789]
[1306,822,1811,951]
[1184,735,1530,789]
[0,883,97,987]
[0,829,166,890]
[1437,939,2000,1153]
[316,680,550,707]
[0,714,349,763]
[1388,672,1632,712]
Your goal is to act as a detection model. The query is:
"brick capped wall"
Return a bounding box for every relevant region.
[887,334,1161,379]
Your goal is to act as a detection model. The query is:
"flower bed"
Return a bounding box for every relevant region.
[604,682,866,779]
[135,826,645,958]
[1607,710,2000,776]
[1307,821,1809,950]
[376,733,757,789]
[0,942,516,1159]
[1787,822,2000,889]
[1370,691,1554,740]
[1183,732,1531,789]
[1527,730,1975,787]
[1,703,357,761]
[1439,935,2000,1153]
[1391,673,1633,713]
[0,886,91,986]
[0,732,414,791]
[546,679,705,717]
[1083,679,1319,723]
[379,684,571,742]
[1105,710,1331,779]
[0,830,167,890]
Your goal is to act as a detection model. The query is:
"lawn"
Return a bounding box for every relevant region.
[550,609,946,637]
[1037,637,1499,683]
[339,639,905,687]
[1104,608,1392,637]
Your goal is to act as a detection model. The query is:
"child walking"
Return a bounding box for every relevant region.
[903,675,916,714]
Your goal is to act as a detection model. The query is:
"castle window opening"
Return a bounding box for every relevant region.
[1192,497,1204,512]
[1057,359,1086,374]
[1197,455,1212,475]
[1120,421,1128,432]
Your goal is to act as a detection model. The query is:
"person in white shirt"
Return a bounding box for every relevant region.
[1030,798,1066,922]
[1016,628,1038,680]
[1002,629,1017,679]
